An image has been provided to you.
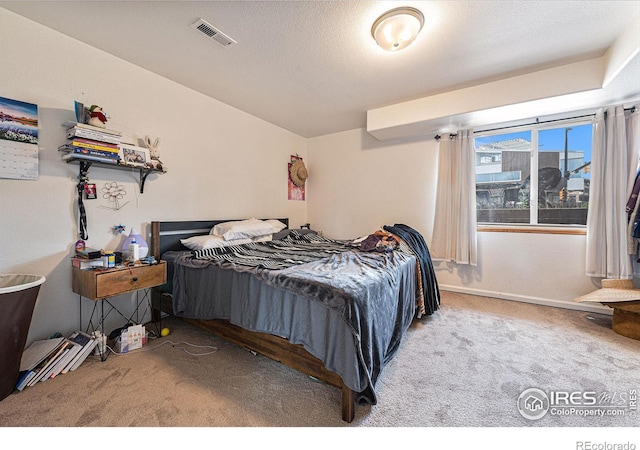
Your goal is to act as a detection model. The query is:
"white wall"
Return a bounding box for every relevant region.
[0,9,308,342]
[307,129,437,241]
[308,129,611,315]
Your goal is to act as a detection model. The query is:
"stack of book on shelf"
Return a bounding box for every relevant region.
[59,121,122,165]
[72,248,105,269]
[16,331,98,392]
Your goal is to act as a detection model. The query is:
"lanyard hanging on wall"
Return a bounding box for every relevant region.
[77,163,90,240]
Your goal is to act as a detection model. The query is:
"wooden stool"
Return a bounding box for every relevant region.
[603,301,640,340]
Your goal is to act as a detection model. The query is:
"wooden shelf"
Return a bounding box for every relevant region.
[66,157,162,193]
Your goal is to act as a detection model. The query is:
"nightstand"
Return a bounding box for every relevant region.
[72,261,167,359]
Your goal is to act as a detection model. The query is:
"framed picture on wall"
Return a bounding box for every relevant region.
[119,143,150,167]
[84,183,97,199]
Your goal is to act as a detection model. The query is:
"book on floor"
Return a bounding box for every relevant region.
[27,342,70,386]
[67,332,98,371]
[62,331,95,373]
[15,370,36,391]
[48,340,83,379]
[15,332,99,392]
[38,345,72,382]
[19,337,66,372]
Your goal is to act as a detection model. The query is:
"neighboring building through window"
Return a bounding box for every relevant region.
[475,120,592,226]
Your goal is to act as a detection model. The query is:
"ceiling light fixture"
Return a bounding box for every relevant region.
[371,7,424,52]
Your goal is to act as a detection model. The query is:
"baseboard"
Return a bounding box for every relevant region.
[439,284,613,316]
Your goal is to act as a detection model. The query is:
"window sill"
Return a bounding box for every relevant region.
[477,225,586,235]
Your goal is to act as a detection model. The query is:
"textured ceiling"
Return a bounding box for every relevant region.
[1,1,639,138]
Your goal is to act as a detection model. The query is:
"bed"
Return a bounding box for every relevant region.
[150,218,439,422]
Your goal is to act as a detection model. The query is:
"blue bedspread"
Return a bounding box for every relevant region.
[172,231,419,403]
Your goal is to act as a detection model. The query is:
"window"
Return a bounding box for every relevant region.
[475,120,592,226]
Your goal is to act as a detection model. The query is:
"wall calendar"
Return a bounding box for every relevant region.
[0,96,39,180]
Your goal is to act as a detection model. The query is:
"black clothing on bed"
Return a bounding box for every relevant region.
[383,223,440,315]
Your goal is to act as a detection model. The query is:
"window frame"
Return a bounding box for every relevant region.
[474,116,593,231]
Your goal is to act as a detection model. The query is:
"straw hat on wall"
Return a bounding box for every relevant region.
[290,159,308,187]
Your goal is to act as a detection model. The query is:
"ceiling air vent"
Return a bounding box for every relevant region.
[191,18,237,48]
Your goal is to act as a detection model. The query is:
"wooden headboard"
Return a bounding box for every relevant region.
[150,218,289,259]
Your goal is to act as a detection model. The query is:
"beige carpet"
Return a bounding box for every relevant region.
[1,291,638,438]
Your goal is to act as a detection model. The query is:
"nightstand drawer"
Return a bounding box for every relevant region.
[72,261,167,300]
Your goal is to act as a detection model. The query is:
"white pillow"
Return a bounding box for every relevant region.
[264,219,287,233]
[210,218,278,241]
[181,235,252,250]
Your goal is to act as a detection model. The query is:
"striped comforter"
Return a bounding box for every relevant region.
[191,230,354,269]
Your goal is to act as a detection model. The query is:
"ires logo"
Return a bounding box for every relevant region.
[518,388,550,420]
[518,388,637,420]
[550,391,598,406]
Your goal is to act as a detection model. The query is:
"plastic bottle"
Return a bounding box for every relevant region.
[93,330,107,356]
[103,252,115,268]
[128,238,139,262]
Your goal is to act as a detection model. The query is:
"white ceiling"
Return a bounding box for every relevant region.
[2,1,639,138]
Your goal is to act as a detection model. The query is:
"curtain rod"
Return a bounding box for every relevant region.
[434,106,637,140]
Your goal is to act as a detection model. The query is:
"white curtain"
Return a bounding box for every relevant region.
[586,106,640,278]
[431,130,477,265]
